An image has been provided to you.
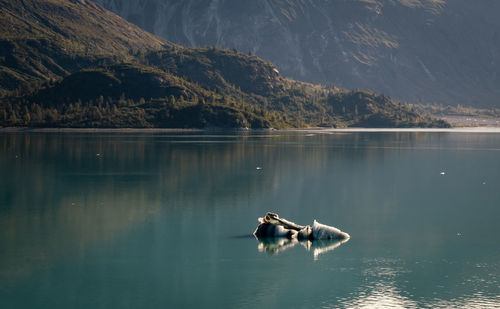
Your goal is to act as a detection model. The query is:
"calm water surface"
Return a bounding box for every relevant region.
[1,130,499,308]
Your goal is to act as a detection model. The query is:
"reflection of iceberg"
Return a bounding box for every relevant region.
[311,239,349,260]
[256,238,348,260]
[257,238,301,255]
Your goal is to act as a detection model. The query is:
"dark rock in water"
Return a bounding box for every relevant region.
[253,212,350,240]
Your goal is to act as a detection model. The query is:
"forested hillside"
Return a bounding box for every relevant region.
[0,0,448,128]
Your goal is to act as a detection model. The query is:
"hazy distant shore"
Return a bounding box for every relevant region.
[300,127,500,133]
[439,116,500,127]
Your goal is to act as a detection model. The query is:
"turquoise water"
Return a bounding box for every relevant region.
[1,130,499,308]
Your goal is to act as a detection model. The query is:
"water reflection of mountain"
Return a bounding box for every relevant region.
[1,131,499,308]
[1,131,437,215]
[0,131,394,279]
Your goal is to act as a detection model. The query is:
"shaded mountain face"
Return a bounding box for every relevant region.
[0,0,168,94]
[0,0,448,129]
[93,0,500,108]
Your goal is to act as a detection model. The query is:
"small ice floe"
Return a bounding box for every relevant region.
[253,212,349,259]
[254,212,350,241]
[456,232,463,236]
[440,171,446,175]
[256,166,263,170]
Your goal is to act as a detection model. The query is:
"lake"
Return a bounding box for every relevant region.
[1,129,499,308]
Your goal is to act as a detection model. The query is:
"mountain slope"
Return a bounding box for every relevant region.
[0,0,448,128]
[93,0,500,108]
[0,0,167,95]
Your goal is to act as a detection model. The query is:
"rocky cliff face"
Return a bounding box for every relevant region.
[93,0,500,108]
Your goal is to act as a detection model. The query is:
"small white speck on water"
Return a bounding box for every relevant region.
[440,171,446,175]
[256,167,263,170]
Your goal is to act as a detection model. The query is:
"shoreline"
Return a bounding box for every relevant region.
[0,127,206,133]
[2,127,500,133]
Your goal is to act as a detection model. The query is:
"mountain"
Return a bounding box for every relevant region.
[0,0,169,95]
[0,0,448,128]
[93,0,500,108]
